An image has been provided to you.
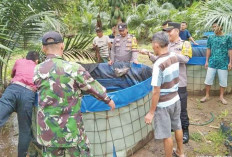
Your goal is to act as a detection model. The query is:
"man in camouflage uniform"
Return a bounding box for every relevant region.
[108,23,139,65]
[34,31,115,157]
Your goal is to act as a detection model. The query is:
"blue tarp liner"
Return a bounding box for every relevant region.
[187,57,206,65]
[189,36,208,64]
[81,62,153,113]
[192,40,207,57]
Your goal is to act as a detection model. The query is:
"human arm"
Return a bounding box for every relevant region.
[144,86,160,124]
[131,36,139,64]
[228,49,232,70]
[189,37,198,45]
[205,37,212,69]
[107,36,112,48]
[76,65,115,110]
[205,48,211,69]
[145,64,161,124]
[175,54,190,63]
[11,61,17,78]
[186,30,198,45]
[109,39,115,65]
[139,49,157,63]
[93,38,100,62]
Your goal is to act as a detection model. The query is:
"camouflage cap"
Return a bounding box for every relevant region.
[163,22,180,31]
[118,23,127,31]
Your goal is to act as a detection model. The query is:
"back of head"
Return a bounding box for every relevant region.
[26,51,39,62]
[42,31,64,54]
[152,31,169,48]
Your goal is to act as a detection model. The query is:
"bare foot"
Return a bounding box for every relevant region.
[173,148,185,157]
[200,96,209,103]
[219,98,227,105]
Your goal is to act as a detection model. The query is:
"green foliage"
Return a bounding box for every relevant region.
[170,1,203,38]
[109,0,127,27]
[0,0,66,90]
[157,0,198,9]
[194,131,228,155]
[127,0,175,39]
[63,0,109,34]
[63,34,95,62]
[190,132,202,142]
[197,0,232,34]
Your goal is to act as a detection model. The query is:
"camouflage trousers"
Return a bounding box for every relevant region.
[42,145,91,157]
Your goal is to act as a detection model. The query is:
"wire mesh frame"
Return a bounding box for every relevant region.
[82,92,154,157]
[186,65,232,96]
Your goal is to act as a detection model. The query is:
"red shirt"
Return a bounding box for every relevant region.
[11,59,37,90]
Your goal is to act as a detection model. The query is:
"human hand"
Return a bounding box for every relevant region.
[205,62,208,69]
[144,112,154,125]
[108,60,113,65]
[228,62,232,70]
[139,49,149,55]
[108,99,115,111]
[133,60,139,64]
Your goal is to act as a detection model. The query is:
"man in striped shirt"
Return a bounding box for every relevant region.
[145,31,184,157]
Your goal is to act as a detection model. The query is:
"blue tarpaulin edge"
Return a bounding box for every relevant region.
[187,57,206,65]
[81,77,152,113]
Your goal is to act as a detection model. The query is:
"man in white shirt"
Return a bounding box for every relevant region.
[93,27,111,63]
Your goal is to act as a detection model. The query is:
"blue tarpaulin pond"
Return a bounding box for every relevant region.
[81,62,153,112]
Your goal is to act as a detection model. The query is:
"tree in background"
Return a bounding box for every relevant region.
[127,1,175,40]
[108,0,127,35]
[157,0,202,9]
[63,0,109,34]
[0,0,66,90]
[198,0,232,34]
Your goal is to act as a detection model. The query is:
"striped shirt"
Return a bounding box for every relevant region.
[151,52,180,107]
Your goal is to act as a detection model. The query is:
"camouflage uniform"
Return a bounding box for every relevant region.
[33,54,111,156]
[110,34,138,62]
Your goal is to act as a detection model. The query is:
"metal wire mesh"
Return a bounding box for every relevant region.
[82,92,154,157]
[187,65,232,96]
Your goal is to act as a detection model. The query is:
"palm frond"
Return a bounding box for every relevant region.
[197,0,232,34]
[161,2,175,10]
[63,34,95,63]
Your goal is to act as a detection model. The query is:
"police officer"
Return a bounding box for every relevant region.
[163,22,192,144]
[140,23,192,144]
[108,23,139,65]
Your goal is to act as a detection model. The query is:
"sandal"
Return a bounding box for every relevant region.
[173,149,186,157]
[200,97,209,103]
[219,98,227,105]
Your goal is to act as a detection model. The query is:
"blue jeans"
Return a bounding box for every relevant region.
[0,84,35,157]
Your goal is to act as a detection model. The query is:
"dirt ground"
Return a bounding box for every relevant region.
[1,54,232,156]
[1,95,231,157]
[132,95,232,157]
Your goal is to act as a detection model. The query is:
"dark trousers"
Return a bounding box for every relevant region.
[178,87,189,128]
[0,84,35,157]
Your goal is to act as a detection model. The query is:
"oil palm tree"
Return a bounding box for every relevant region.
[0,0,66,90]
[198,0,232,34]
[126,0,175,39]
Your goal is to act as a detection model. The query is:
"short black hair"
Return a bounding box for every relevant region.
[181,21,187,25]
[212,20,219,25]
[212,19,223,28]
[162,20,172,26]
[26,51,39,62]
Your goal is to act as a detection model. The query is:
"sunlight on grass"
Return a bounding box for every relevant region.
[194,131,228,155]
